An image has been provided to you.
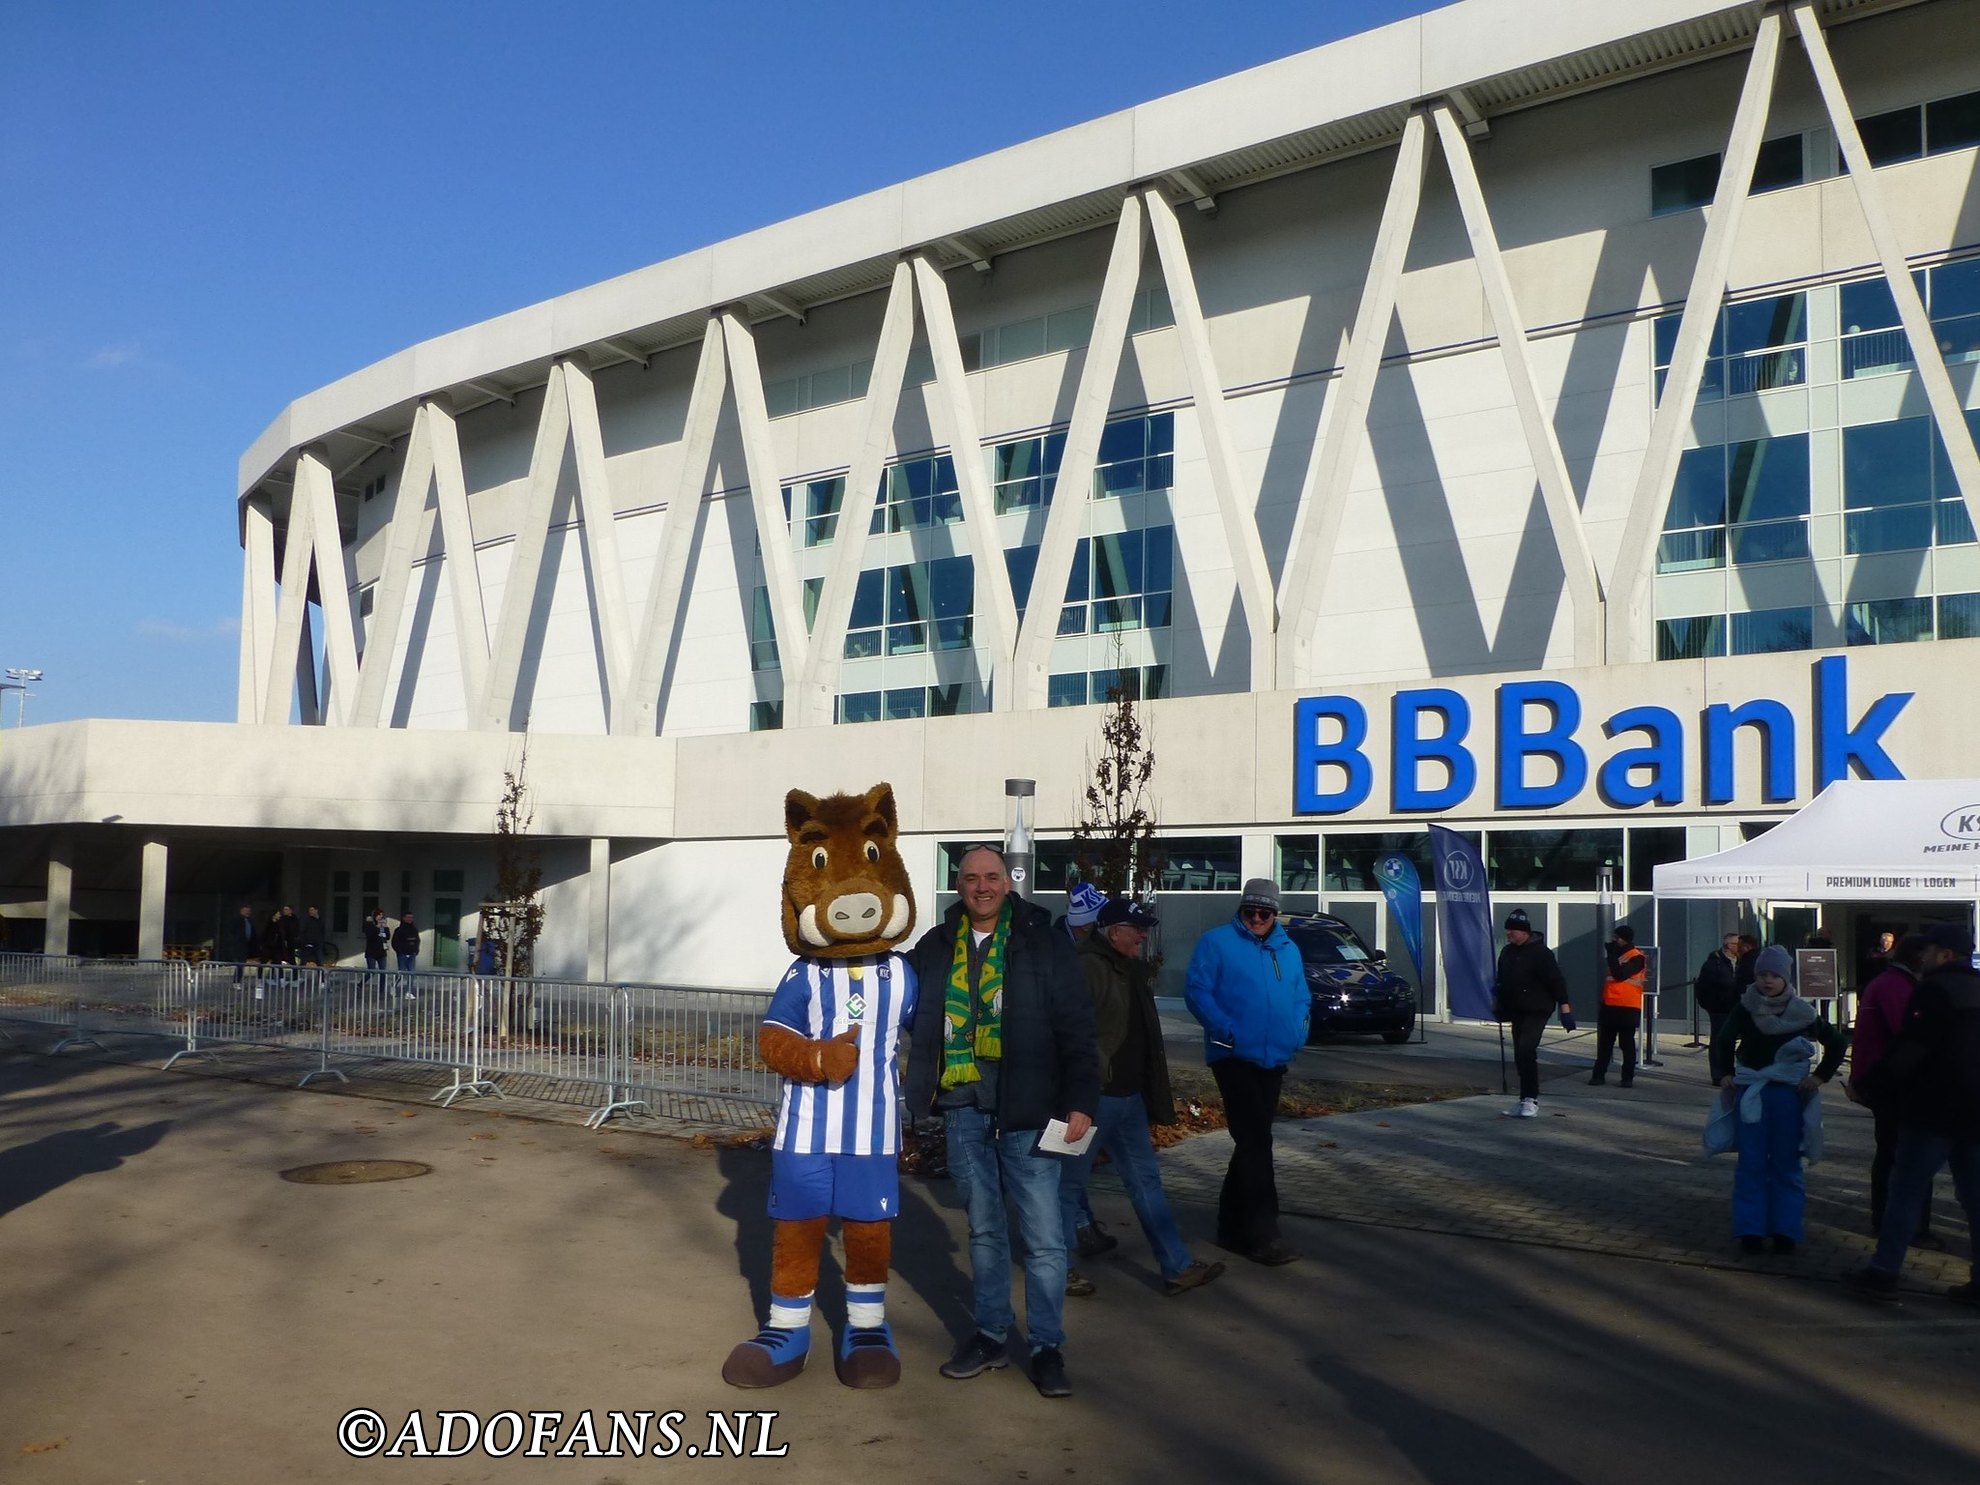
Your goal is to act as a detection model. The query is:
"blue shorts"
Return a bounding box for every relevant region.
[768,1151,898,1222]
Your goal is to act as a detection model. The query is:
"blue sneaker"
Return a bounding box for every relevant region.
[722,1325,810,1388]
[835,1322,901,1389]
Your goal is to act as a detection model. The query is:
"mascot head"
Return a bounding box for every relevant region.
[782,782,916,959]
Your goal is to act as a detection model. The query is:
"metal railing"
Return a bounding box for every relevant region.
[0,952,779,1129]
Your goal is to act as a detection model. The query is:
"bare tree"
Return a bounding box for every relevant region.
[1070,674,1163,898]
[486,743,545,985]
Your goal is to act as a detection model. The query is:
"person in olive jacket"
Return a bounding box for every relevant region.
[1492,909,1570,1119]
[905,845,1098,1400]
[1183,877,1308,1266]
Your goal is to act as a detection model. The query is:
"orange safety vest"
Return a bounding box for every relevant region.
[1603,948,1647,1009]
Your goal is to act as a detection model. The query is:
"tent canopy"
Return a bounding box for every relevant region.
[1653,779,1980,902]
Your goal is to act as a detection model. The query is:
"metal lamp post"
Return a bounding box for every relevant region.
[1,668,42,728]
[1003,778,1036,899]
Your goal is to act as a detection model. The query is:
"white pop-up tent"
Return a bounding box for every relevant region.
[1654,779,1980,903]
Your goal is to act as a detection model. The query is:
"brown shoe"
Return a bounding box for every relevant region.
[1164,1259,1226,1296]
[1244,1241,1298,1267]
[1065,1268,1096,1298]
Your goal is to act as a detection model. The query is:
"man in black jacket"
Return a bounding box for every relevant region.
[1492,909,1570,1119]
[223,904,258,965]
[391,914,421,973]
[1847,923,1980,1304]
[906,844,1098,1399]
[1693,932,1741,1047]
[298,906,327,967]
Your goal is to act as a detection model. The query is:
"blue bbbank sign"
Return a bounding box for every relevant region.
[1293,655,1911,816]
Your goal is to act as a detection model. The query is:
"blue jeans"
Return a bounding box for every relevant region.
[1058,1093,1193,1282]
[1732,1083,1806,1241]
[945,1106,1067,1353]
[1871,1128,1980,1275]
[396,953,416,973]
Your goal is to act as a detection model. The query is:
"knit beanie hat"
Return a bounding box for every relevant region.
[1754,944,1795,987]
[1239,878,1281,913]
[1065,881,1106,927]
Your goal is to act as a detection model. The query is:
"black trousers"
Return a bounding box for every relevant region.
[1211,1058,1285,1250]
[1593,1005,1641,1079]
[1870,1102,1934,1238]
[1509,1013,1548,1100]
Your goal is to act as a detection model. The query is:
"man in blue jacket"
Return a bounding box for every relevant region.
[1184,877,1308,1266]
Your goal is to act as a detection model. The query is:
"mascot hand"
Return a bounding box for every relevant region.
[816,1027,860,1083]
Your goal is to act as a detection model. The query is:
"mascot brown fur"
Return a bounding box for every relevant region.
[722,783,918,1390]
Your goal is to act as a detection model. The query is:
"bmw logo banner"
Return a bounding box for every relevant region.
[1372,853,1425,985]
[1429,825,1496,1021]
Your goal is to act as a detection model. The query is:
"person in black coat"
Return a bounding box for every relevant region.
[222,905,259,964]
[362,911,391,969]
[391,914,421,972]
[1492,908,1570,1119]
[1847,923,1980,1303]
[905,844,1098,1399]
[1694,931,1742,1046]
[298,906,326,966]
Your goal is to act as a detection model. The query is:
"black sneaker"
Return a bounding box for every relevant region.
[1739,1235,1765,1255]
[1075,1221,1119,1258]
[1030,1346,1071,1399]
[1618,1075,1634,1088]
[1843,1266,1900,1301]
[939,1331,1009,1380]
[1587,1073,1606,1086]
[1770,1235,1797,1255]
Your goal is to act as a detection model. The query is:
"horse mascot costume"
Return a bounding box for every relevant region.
[722,782,917,1389]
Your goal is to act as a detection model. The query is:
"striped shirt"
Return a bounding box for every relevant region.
[765,953,918,1157]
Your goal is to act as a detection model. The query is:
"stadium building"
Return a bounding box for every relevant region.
[4,0,1980,1015]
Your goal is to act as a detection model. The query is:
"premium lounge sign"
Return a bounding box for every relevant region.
[1293,655,1912,817]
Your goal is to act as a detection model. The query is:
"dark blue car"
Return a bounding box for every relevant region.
[1283,913,1417,1045]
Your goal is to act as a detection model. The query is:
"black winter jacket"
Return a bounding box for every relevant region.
[1868,961,1980,1141]
[363,920,391,959]
[1493,937,1567,1019]
[905,897,1100,1132]
[391,923,421,956]
[1694,951,1739,1015]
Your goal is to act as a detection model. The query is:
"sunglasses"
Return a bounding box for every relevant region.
[1240,907,1276,922]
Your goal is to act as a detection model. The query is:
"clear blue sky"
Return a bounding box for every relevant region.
[0,0,1435,727]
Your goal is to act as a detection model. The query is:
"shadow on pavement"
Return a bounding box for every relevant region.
[0,1119,172,1219]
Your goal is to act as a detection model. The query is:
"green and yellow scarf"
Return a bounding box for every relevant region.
[939,902,1009,1090]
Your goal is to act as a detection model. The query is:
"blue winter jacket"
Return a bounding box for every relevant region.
[1183,915,1309,1068]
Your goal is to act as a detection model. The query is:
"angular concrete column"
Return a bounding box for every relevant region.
[45,838,73,957]
[139,837,169,961]
[587,837,612,984]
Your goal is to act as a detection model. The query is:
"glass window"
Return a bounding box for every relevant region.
[1665,446,1727,530]
[1723,293,1806,355]
[836,691,881,725]
[361,871,380,893]
[1845,597,1933,647]
[1727,435,1808,524]
[1858,104,1924,166]
[1844,419,1933,509]
[749,700,783,732]
[928,555,975,650]
[886,565,928,655]
[928,682,972,718]
[1752,133,1805,193]
[1044,305,1096,353]
[1146,526,1174,594]
[997,316,1046,363]
[849,568,883,629]
[802,478,844,547]
[1840,277,1900,333]
[332,871,351,893]
[1276,836,1321,893]
[1285,920,1374,965]
[1324,832,1438,892]
[749,587,779,670]
[433,870,464,894]
[1938,591,1980,639]
[1047,673,1087,708]
[1657,615,1726,660]
[1143,663,1168,699]
[884,687,926,721]
[1486,829,1623,893]
[1154,837,1242,892]
[1091,531,1142,599]
[1006,545,1039,615]
[1729,606,1812,656]
[1627,828,1687,893]
[1090,668,1139,703]
[1925,90,1980,154]
[1930,257,1980,323]
[1651,152,1720,215]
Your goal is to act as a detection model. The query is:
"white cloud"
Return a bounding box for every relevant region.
[136,616,240,644]
[87,341,143,370]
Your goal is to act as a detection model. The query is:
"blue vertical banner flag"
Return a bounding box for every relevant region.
[1371,854,1425,984]
[1428,825,1496,1020]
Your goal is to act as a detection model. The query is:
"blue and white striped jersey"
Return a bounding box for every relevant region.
[764,952,918,1157]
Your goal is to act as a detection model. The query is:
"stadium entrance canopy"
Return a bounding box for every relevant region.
[1653,780,1980,903]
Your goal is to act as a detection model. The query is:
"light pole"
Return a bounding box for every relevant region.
[1,668,42,728]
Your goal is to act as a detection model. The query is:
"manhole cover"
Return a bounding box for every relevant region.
[280,1160,433,1185]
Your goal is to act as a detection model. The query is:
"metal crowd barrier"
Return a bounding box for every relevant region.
[0,952,780,1129]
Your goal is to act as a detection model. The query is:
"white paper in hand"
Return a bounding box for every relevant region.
[1035,1117,1096,1157]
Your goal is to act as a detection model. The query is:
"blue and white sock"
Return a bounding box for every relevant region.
[768,1291,814,1332]
[846,1283,886,1329]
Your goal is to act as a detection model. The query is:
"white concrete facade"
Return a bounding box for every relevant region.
[7,0,1980,999]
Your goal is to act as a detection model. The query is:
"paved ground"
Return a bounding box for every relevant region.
[2,1024,1977,1483]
